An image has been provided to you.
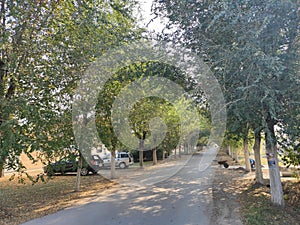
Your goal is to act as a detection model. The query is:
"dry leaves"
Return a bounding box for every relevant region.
[0,174,115,225]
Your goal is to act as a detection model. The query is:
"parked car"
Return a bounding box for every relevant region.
[44,155,103,176]
[101,152,134,169]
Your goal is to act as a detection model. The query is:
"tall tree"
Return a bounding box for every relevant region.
[0,0,140,182]
[153,0,299,206]
[96,60,205,171]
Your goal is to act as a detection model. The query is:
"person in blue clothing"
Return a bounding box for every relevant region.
[249,158,255,169]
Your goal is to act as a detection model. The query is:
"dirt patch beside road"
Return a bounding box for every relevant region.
[240,179,300,225]
[210,165,247,225]
[210,151,300,225]
[0,174,115,225]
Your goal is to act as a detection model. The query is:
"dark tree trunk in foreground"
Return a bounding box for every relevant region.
[75,153,83,192]
[253,131,264,184]
[0,161,4,177]
[153,148,157,165]
[139,139,144,168]
[243,135,251,172]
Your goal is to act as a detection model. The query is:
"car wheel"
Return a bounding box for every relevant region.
[80,168,89,176]
[119,162,126,169]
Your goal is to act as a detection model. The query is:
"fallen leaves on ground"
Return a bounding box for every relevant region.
[0,173,115,225]
[239,178,300,225]
[213,150,300,225]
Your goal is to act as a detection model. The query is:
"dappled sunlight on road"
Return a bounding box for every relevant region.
[21,153,219,225]
[97,154,193,187]
[74,153,215,224]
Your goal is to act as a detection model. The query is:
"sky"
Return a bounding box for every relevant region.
[139,0,166,33]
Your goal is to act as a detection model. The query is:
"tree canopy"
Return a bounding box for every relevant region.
[96,61,210,168]
[153,0,300,206]
[0,0,141,179]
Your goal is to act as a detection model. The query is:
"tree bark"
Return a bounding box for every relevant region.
[0,57,5,178]
[184,143,188,154]
[265,118,284,206]
[228,145,232,157]
[174,146,177,158]
[110,150,116,179]
[139,139,144,168]
[75,153,83,192]
[0,0,5,60]
[0,161,4,177]
[152,148,157,165]
[253,131,264,184]
[234,148,239,163]
[243,135,251,172]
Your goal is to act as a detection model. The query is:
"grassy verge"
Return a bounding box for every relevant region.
[0,173,115,225]
[240,179,300,225]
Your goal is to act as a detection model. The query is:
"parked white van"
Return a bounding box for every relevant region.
[102,152,134,169]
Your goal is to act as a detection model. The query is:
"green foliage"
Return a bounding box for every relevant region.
[96,61,210,154]
[153,0,300,165]
[0,0,140,177]
[96,61,181,152]
[278,122,300,169]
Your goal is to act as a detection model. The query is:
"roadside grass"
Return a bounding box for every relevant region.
[240,179,300,225]
[0,173,115,225]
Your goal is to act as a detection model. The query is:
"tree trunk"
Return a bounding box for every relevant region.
[0,155,6,177]
[174,146,177,158]
[243,135,251,172]
[139,139,144,168]
[0,51,6,178]
[265,120,284,206]
[152,148,157,165]
[234,148,239,163]
[75,154,83,192]
[228,145,232,157]
[0,163,4,177]
[110,150,116,179]
[0,0,5,61]
[253,131,264,184]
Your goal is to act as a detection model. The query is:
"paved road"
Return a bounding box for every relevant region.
[22,153,216,225]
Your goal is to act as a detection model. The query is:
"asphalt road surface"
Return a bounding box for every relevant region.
[22,153,216,225]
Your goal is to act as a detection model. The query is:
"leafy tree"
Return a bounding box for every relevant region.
[96,60,207,171]
[129,96,182,167]
[153,0,299,206]
[0,0,140,185]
